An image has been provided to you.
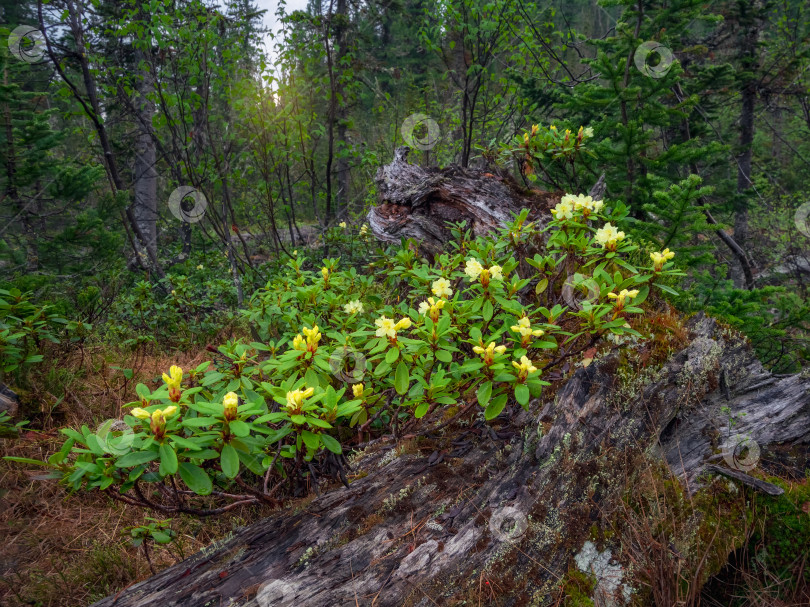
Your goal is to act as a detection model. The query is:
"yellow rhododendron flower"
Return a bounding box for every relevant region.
[162,365,183,389]
[162,365,183,402]
[352,383,364,398]
[551,199,575,221]
[510,316,544,347]
[359,224,369,237]
[561,193,604,217]
[472,342,507,365]
[197,264,204,270]
[608,288,640,308]
[464,258,502,286]
[594,223,625,251]
[394,317,411,330]
[584,126,594,137]
[431,278,453,299]
[321,267,330,280]
[510,317,544,337]
[512,355,538,381]
[292,334,307,351]
[375,316,397,338]
[344,300,364,314]
[650,248,675,271]
[339,221,347,229]
[418,297,445,322]
[302,325,322,346]
[375,316,411,340]
[132,406,178,437]
[286,387,315,413]
[464,258,484,281]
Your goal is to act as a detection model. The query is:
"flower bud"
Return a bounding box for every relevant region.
[131,407,150,420]
[223,391,239,421]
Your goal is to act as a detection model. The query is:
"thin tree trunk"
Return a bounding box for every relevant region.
[133,47,158,260]
[732,0,762,289]
[37,0,166,279]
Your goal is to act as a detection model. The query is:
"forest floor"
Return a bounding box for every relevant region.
[0,344,275,606]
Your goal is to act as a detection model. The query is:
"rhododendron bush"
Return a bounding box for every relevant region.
[14,197,681,514]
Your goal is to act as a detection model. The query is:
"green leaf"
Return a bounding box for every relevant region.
[535,278,549,294]
[320,434,342,454]
[181,416,217,428]
[178,462,213,495]
[477,381,492,407]
[200,372,225,386]
[306,417,332,429]
[484,394,508,420]
[414,402,430,418]
[301,430,320,451]
[654,283,679,296]
[385,347,400,364]
[3,456,48,466]
[228,420,250,437]
[304,369,321,388]
[220,444,239,478]
[633,285,650,305]
[395,362,410,395]
[151,531,173,544]
[482,300,494,322]
[239,450,265,475]
[169,435,203,451]
[435,349,453,363]
[514,384,530,407]
[159,443,178,475]
[115,450,158,468]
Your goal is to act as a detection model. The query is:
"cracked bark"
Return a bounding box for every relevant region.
[367,147,562,256]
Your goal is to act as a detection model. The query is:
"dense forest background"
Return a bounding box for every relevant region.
[1,0,810,604]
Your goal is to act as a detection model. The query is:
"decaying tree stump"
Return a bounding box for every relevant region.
[366,147,561,254]
[92,314,810,607]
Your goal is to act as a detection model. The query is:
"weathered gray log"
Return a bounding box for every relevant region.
[92,314,810,607]
[367,147,562,254]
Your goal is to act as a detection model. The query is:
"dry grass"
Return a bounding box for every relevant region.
[0,341,267,606]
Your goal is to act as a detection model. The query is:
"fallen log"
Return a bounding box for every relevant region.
[91,313,810,607]
[367,147,562,254]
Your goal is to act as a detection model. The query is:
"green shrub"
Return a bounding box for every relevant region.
[8,193,683,514]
